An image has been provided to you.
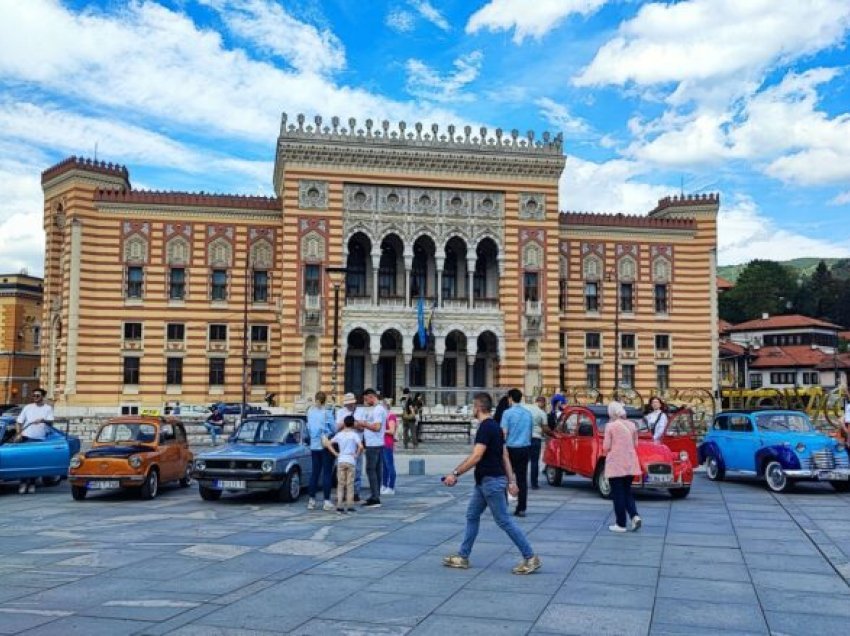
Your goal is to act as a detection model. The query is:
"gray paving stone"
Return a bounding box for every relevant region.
[743,551,833,573]
[534,603,652,635]
[436,589,550,621]
[568,563,659,587]
[306,556,406,578]
[553,581,656,609]
[757,588,850,616]
[750,569,849,593]
[764,611,850,635]
[659,558,751,582]
[409,615,532,635]
[656,577,758,604]
[322,592,445,626]
[661,544,743,564]
[16,615,154,635]
[651,598,768,633]
[289,619,411,635]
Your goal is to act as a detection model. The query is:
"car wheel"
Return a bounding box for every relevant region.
[71,485,87,501]
[764,461,790,493]
[199,485,222,501]
[179,464,192,488]
[41,476,62,487]
[830,480,850,493]
[545,465,563,487]
[278,469,301,503]
[594,463,611,499]
[670,487,690,499]
[705,456,724,481]
[140,469,159,500]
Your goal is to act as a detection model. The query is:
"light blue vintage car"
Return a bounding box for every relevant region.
[191,414,312,502]
[0,416,81,487]
[698,409,850,493]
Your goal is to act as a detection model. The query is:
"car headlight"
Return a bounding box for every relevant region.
[678,450,689,462]
[836,444,845,453]
[795,442,806,453]
[195,459,206,471]
[128,455,143,469]
[70,454,83,469]
[261,460,274,473]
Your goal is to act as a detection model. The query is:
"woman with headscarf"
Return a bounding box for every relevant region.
[603,401,642,533]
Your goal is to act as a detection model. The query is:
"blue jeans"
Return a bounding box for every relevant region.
[203,421,221,444]
[354,451,363,495]
[459,476,534,559]
[382,447,396,489]
[610,475,638,528]
[308,450,335,500]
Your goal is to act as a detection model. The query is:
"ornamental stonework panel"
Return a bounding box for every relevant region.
[344,185,377,212]
[519,193,546,220]
[298,180,328,210]
[377,187,409,214]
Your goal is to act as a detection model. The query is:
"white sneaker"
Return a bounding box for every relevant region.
[307,498,316,510]
[322,500,335,511]
[380,486,388,495]
[631,516,642,532]
[385,488,395,495]
[608,524,628,534]
[27,484,36,494]
[18,483,27,495]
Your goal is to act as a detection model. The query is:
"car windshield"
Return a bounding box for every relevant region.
[755,413,814,433]
[234,417,302,444]
[97,423,157,444]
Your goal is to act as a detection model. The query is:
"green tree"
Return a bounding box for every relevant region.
[807,260,838,320]
[719,260,797,322]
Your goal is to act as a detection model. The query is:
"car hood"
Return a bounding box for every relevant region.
[636,440,675,464]
[85,445,155,458]
[196,442,300,460]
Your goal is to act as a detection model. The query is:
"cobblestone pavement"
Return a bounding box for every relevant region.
[1,473,849,635]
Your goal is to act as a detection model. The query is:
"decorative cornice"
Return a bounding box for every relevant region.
[649,193,719,215]
[560,211,696,231]
[42,156,129,185]
[95,188,280,211]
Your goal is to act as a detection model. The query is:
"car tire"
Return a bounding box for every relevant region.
[705,456,724,481]
[199,485,222,501]
[545,465,563,487]
[140,468,159,500]
[71,485,87,501]
[593,462,611,499]
[764,460,790,493]
[179,464,192,488]
[830,480,850,493]
[41,476,62,487]
[278,469,301,503]
[670,487,690,499]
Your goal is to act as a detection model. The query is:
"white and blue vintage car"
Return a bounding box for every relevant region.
[191,415,311,502]
[699,409,850,493]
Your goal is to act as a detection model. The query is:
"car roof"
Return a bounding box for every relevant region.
[104,416,177,426]
[716,408,807,416]
[243,413,305,420]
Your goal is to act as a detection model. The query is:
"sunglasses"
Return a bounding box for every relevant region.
[33,394,43,399]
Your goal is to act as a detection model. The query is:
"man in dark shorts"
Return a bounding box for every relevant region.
[441,392,541,575]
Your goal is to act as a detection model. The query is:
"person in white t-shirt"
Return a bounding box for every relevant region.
[646,396,669,443]
[358,388,387,508]
[15,388,55,494]
[326,415,363,513]
[336,392,366,501]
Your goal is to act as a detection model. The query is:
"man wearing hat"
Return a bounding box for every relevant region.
[336,392,365,502]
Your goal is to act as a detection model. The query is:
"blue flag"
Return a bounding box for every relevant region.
[417,295,428,348]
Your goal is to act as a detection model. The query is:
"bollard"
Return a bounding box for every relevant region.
[408,458,425,476]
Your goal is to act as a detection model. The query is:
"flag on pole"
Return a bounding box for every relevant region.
[417,295,428,348]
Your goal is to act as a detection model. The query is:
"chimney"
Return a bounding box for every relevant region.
[761,312,769,320]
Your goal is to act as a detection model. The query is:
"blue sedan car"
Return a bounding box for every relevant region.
[699,409,850,493]
[191,414,311,502]
[0,416,81,488]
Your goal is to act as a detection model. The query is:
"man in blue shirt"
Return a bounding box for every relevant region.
[500,388,533,517]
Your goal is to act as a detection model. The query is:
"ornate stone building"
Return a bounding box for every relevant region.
[0,273,43,404]
[40,114,718,413]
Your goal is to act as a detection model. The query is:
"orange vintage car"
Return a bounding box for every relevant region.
[69,417,193,501]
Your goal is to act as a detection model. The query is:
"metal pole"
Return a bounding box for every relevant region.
[241,247,250,422]
[331,282,340,403]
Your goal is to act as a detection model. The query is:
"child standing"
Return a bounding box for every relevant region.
[326,415,363,514]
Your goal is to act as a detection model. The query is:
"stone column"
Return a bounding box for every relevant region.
[434,335,445,406]
[435,256,444,308]
[65,219,83,395]
[466,258,476,308]
[467,354,477,403]
[371,253,380,305]
[404,253,413,306]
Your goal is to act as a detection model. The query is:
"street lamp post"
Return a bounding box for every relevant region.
[325,266,348,404]
[605,268,620,400]
[241,247,250,423]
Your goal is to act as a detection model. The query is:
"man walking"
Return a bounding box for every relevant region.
[15,388,54,494]
[442,392,541,574]
[500,388,532,516]
[336,393,364,502]
[358,388,386,508]
[525,396,547,490]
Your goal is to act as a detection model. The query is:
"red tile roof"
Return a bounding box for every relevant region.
[716,276,733,291]
[42,156,129,184]
[649,193,720,215]
[718,319,734,334]
[720,341,747,356]
[726,314,843,333]
[749,345,831,369]
[815,353,850,370]
[558,211,695,230]
[839,331,850,341]
[95,188,280,211]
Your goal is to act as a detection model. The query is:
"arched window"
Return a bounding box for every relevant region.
[124,235,147,264]
[583,255,601,281]
[652,257,672,283]
[618,256,637,282]
[208,238,232,268]
[166,237,189,265]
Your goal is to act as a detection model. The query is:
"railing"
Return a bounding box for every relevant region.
[525,299,542,315]
[346,295,372,307]
[304,294,321,310]
[442,298,469,310]
[473,297,499,310]
[378,295,406,308]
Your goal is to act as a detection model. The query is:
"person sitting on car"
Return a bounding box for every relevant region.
[203,405,225,445]
[14,388,54,494]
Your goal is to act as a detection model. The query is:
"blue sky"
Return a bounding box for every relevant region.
[1,0,850,273]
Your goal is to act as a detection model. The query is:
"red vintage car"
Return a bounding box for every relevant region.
[543,405,693,499]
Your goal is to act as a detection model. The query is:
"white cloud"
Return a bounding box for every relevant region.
[559,156,670,213]
[198,0,345,74]
[406,51,484,102]
[0,153,45,275]
[536,97,590,136]
[829,191,850,206]
[575,0,850,93]
[467,0,607,43]
[410,1,450,31]
[718,194,850,264]
[386,8,416,33]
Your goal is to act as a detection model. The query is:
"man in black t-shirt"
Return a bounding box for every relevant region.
[442,392,541,575]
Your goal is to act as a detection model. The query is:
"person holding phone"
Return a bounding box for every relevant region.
[14,388,54,494]
[442,392,541,575]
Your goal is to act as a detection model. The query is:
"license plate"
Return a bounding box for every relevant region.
[818,471,849,481]
[214,480,246,489]
[646,473,672,484]
[87,480,120,489]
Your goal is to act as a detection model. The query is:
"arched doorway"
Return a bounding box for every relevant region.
[378,234,404,304]
[474,330,499,388]
[302,336,319,398]
[346,233,372,301]
[442,330,467,406]
[443,237,468,302]
[378,329,402,403]
[410,235,437,300]
[474,238,499,307]
[344,329,369,395]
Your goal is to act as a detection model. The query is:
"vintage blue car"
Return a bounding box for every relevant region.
[699,409,850,493]
[0,416,81,487]
[191,414,311,502]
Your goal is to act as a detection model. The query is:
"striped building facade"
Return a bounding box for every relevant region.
[40,115,718,413]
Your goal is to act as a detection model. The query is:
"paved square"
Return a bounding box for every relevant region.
[1,471,849,635]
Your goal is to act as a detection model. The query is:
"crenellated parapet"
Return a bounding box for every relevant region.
[649,193,720,216]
